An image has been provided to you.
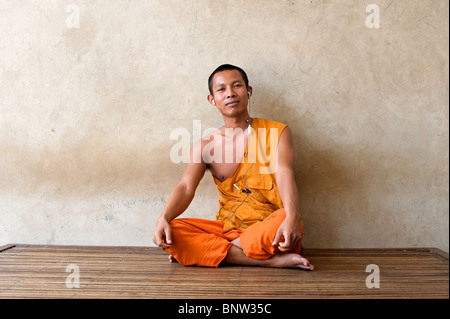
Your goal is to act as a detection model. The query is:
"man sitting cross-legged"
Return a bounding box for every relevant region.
[152,64,314,270]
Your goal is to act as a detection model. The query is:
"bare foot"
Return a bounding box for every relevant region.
[224,245,314,270]
[267,253,314,270]
[168,254,177,263]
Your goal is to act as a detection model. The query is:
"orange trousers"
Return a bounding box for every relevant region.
[164,208,303,267]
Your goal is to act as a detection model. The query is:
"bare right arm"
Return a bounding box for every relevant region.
[152,141,207,249]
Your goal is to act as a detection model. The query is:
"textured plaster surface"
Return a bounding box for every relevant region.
[0,0,448,252]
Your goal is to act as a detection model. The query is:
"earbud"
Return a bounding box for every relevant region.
[212,99,216,105]
[247,93,252,134]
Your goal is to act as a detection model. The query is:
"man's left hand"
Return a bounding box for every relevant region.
[272,217,302,252]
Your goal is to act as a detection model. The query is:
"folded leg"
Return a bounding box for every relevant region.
[239,208,303,260]
[165,218,240,267]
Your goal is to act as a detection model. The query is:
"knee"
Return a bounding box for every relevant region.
[275,208,286,218]
[169,219,180,227]
[268,208,286,224]
[168,218,198,237]
[168,219,186,235]
[169,218,189,228]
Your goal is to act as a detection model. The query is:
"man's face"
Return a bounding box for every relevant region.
[208,69,251,118]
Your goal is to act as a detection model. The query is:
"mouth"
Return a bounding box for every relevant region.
[225,99,240,107]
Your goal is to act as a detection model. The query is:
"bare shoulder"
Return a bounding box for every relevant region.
[279,125,293,141]
[276,125,294,165]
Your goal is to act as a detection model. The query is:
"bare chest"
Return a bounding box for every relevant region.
[204,132,248,182]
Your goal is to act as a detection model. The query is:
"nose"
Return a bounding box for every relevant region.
[226,86,236,98]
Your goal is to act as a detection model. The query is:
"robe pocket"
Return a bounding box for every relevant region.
[247,178,273,190]
[246,178,277,204]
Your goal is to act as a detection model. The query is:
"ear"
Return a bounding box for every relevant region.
[247,86,253,98]
[207,94,216,106]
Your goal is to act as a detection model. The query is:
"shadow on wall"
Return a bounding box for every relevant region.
[254,85,356,248]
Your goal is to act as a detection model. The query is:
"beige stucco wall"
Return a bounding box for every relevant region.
[0,0,448,252]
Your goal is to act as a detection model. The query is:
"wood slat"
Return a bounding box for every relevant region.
[0,245,448,299]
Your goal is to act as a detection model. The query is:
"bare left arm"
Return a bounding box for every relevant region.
[272,126,302,252]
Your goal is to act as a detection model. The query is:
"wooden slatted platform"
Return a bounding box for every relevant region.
[0,244,448,299]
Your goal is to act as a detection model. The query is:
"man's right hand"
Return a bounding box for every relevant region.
[152,217,172,249]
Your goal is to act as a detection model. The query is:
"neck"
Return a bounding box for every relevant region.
[222,113,251,130]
